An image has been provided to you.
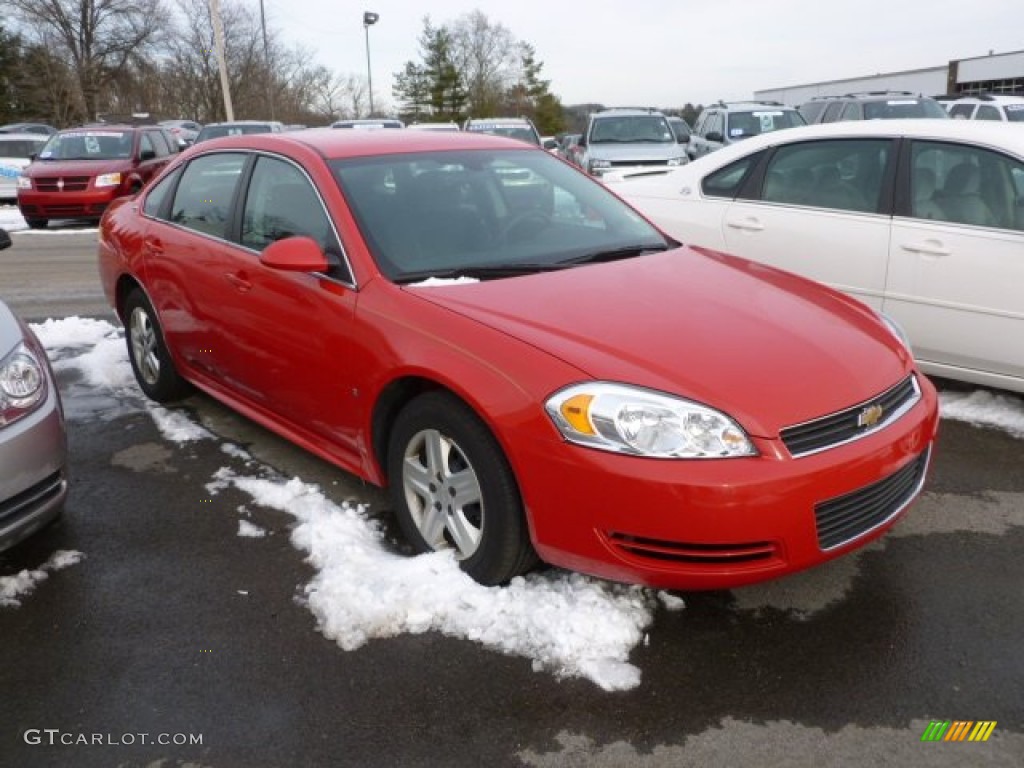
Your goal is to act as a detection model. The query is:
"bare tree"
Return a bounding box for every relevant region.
[449,10,516,117]
[4,0,169,122]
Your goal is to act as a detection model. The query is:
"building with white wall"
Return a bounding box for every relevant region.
[754,49,1024,107]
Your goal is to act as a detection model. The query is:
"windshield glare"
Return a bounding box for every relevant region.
[590,115,674,144]
[37,131,133,161]
[332,149,668,281]
[863,100,949,119]
[467,126,540,145]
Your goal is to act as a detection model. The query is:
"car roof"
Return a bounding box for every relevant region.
[687,119,1024,165]
[186,126,541,158]
[0,132,49,141]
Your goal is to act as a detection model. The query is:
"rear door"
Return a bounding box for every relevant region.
[885,138,1024,383]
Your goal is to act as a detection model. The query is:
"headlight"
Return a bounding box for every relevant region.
[0,342,46,427]
[878,312,913,353]
[667,156,688,166]
[546,382,757,459]
[95,172,123,188]
[17,176,32,190]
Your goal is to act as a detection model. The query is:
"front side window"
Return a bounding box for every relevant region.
[169,153,246,238]
[332,149,668,282]
[241,155,339,258]
[1006,104,1024,123]
[820,102,845,123]
[910,141,1024,230]
[761,139,890,212]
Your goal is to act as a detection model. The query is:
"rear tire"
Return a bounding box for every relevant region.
[387,391,538,586]
[123,288,193,403]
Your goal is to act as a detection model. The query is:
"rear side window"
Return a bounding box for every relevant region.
[142,167,181,218]
[170,153,246,238]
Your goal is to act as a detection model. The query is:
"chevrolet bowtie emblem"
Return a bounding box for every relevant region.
[57,178,64,191]
[858,404,884,428]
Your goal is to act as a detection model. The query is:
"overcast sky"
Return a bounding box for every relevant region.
[260,0,1022,110]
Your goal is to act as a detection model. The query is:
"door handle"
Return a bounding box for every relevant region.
[726,218,764,232]
[900,240,951,257]
[224,272,253,293]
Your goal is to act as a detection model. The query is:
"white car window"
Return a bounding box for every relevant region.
[761,140,889,213]
[911,141,1024,231]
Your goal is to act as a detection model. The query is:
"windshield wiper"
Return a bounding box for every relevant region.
[394,263,572,284]
[557,243,670,266]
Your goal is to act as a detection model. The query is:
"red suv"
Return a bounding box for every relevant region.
[17,124,178,229]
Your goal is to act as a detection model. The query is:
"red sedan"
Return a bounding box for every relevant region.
[97,129,939,589]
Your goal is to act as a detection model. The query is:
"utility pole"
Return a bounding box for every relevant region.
[209,0,235,121]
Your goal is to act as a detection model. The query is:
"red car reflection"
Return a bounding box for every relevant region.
[97,129,939,589]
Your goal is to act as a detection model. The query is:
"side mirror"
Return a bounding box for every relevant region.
[577,134,587,147]
[705,131,724,143]
[0,228,11,251]
[260,236,329,273]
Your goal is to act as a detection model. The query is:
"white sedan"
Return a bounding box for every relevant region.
[607,119,1024,394]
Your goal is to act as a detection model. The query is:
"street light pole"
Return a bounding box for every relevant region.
[363,11,379,117]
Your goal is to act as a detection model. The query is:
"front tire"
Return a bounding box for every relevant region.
[123,288,192,402]
[387,391,537,586]
[24,217,48,229]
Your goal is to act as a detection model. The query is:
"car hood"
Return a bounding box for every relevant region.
[25,158,133,177]
[588,142,685,162]
[405,247,912,437]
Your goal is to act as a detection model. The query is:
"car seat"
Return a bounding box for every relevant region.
[939,163,997,227]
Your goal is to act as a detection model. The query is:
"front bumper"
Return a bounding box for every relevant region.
[17,185,121,221]
[513,375,939,590]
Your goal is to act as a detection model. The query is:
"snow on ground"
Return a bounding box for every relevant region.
[27,316,1024,689]
[0,550,85,608]
[0,205,99,234]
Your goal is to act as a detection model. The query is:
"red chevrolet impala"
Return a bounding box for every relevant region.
[97,128,939,589]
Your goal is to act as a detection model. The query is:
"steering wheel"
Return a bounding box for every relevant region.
[498,209,552,244]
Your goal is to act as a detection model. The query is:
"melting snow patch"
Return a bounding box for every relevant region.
[237,520,267,538]
[941,389,1024,440]
[148,405,214,442]
[407,276,480,287]
[0,550,85,608]
[657,591,686,612]
[214,468,656,691]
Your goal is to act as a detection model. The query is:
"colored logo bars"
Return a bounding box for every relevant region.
[921,721,997,742]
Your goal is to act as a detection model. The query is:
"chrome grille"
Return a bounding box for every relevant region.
[815,448,930,550]
[781,375,920,458]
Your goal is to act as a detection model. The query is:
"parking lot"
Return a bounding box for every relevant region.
[1,222,1023,767]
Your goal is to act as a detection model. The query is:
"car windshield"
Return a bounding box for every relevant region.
[0,138,46,158]
[36,130,133,161]
[590,116,674,144]
[726,110,804,139]
[467,125,540,145]
[863,99,949,119]
[331,148,670,282]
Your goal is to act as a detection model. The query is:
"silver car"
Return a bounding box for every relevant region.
[0,133,48,203]
[577,108,688,179]
[0,228,68,551]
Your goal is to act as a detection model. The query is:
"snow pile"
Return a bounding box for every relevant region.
[0,550,85,608]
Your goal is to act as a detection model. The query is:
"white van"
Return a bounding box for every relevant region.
[0,133,48,203]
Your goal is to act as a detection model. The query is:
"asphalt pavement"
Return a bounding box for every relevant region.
[0,222,1022,767]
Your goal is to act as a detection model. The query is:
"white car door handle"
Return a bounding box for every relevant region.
[726,218,764,232]
[900,241,951,257]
